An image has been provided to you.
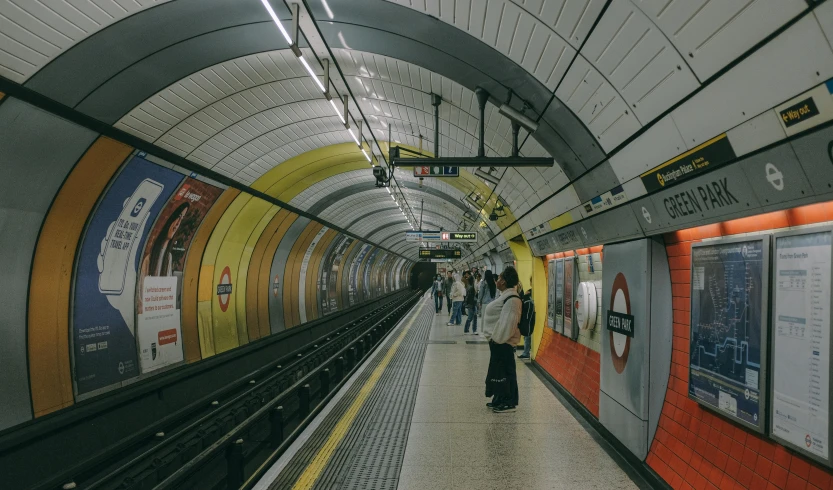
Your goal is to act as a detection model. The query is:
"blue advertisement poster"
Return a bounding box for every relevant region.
[72,155,184,395]
[689,239,765,429]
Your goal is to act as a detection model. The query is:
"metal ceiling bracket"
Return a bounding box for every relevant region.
[431,93,441,158]
[342,95,349,129]
[511,121,520,157]
[475,88,489,158]
[289,3,303,57]
[323,58,331,100]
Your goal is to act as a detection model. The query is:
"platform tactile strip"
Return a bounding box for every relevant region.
[266,298,434,490]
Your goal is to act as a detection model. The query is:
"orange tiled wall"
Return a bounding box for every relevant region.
[535,248,602,417]
[646,203,833,490]
[536,329,601,416]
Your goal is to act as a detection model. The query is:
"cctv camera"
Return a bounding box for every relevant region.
[498,104,538,133]
[372,166,387,187]
[489,211,498,221]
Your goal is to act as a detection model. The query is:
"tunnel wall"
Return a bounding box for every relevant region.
[0,96,412,433]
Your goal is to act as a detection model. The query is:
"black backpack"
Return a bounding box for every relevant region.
[518,297,536,336]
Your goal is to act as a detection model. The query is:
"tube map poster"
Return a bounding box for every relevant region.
[689,239,766,430]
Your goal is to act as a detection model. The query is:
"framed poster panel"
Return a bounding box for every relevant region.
[547,259,556,330]
[690,236,769,433]
[555,258,564,334]
[564,258,576,339]
[770,228,833,466]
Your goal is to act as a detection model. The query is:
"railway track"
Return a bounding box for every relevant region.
[32,291,420,490]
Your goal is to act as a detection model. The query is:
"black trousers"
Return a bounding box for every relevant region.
[485,341,519,406]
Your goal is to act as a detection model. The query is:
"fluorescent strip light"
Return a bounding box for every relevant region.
[329,98,345,123]
[298,56,327,93]
[361,148,371,162]
[259,0,293,45]
[386,187,391,194]
[348,128,360,146]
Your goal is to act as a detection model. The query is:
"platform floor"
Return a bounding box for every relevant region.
[255,294,648,490]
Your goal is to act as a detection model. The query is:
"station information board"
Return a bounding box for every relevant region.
[406,231,477,242]
[413,166,459,177]
[771,229,833,466]
[419,248,462,259]
[442,232,477,242]
[689,237,769,433]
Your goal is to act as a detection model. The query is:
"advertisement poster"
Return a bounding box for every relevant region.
[690,239,767,431]
[547,260,556,330]
[72,155,183,395]
[327,237,353,314]
[299,227,328,324]
[136,178,222,373]
[555,259,564,334]
[318,237,338,316]
[349,244,370,306]
[137,276,180,372]
[364,248,380,300]
[772,231,831,461]
[564,258,574,338]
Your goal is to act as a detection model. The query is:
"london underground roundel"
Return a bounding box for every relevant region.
[609,272,631,374]
[273,274,280,298]
[217,266,233,312]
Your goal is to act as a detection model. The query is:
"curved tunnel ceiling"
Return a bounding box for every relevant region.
[0,0,824,260]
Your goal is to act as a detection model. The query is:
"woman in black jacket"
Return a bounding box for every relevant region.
[463,275,478,334]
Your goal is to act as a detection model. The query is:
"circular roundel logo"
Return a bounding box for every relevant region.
[217,266,233,312]
[609,272,632,374]
[273,274,280,298]
[806,434,813,448]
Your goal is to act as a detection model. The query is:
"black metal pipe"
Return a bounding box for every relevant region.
[432,93,441,158]
[475,88,489,157]
[511,122,520,157]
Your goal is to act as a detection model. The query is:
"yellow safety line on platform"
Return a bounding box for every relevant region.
[291,300,424,490]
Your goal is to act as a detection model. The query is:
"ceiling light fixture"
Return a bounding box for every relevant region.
[260,0,292,44]
[329,98,344,123]
[298,56,326,93]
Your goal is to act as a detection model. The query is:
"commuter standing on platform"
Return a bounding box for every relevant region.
[463,275,478,334]
[447,273,466,326]
[478,270,496,320]
[443,271,454,315]
[518,288,536,359]
[473,272,482,314]
[431,274,444,313]
[483,266,522,413]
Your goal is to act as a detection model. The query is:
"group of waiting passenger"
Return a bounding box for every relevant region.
[429,266,536,413]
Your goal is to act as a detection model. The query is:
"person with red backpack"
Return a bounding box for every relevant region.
[518,288,535,359]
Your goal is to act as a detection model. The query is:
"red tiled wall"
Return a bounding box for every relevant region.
[536,329,601,416]
[535,247,603,417]
[646,203,833,490]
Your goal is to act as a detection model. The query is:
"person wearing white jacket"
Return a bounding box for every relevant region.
[483,266,522,413]
[447,273,466,326]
